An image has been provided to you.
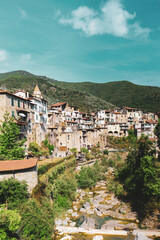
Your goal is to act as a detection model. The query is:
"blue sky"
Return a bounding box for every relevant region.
[0,0,160,86]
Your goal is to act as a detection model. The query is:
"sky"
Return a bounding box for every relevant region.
[0,0,160,86]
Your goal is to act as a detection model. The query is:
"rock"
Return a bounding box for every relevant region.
[95,208,103,217]
[72,212,79,218]
[98,204,113,212]
[80,208,86,213]
[124,223,138,230]
[62,219,68,226]
[69,222,76,227]
[119,208,126,214]
[60,235,73,240]
[55,219,62,226]
[67,209,73,214]
[133,231,152,240]
[73,206,78,211]
[87,209,94,215]
[101,220,121,230]
[93,235,103,240]
[83,202,91,210]
[92,200,100,208]
[80,217,95,229]
[89,192,93,195]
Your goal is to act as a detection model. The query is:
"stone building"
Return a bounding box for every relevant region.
[0,158,38,193]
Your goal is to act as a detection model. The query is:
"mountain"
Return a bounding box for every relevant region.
[0,70,160,113]
[0,71,115,112]
[49,80,160,113]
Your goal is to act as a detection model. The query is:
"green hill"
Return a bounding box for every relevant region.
[49,80,160,113]
[0,70,160,113]
[0,70,115,112]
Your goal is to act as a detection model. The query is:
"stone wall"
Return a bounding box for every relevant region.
[0,166,38,193]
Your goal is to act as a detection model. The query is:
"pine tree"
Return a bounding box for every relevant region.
[0,112,26,160]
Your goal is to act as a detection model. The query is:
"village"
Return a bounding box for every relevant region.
[0,84,159,240]
[0,84,158,158]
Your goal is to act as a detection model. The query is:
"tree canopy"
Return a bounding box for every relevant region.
[0,113,26,160]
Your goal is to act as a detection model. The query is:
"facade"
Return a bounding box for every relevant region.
[0,85,48,149]
[0,158,38,193]
[0,84,158,156]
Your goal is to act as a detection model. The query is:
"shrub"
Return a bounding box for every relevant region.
[103,149,109,155]
[53,174,77,209]
[0,208,21,240]
[77,162,102,189]
[0,178,29,209]
[19,199,55,240]
[80,148,89,154]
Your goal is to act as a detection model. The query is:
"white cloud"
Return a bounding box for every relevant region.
[0,49,8,61]
[19,8,27,19]
[20,54,31,62]
[59,0,151,39]
[54,9,61,19]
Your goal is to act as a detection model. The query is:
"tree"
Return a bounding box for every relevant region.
[0,112,26,160]
[0,208,21,240]
[28,142,42,158]
[70,148,77,156]
[118,135,160,216]
[19,199,55,240]
[0,178,29,209]
[154,118,160,160]
[42,139,54,155]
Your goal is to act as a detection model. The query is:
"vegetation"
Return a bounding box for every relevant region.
[118,136,160,217]
[19,199,55,240]
[0,178,29,209]
[80,147,89,154]
[154,118,160,160]
[108,129,137,150]
[42,139,54,155]
[0,113,26,160]
[0,71,114,113]
[77,161,104,189]
[0,208,21,240]
[53,173,77,209]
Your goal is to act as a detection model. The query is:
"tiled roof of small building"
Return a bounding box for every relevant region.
[51,102,67,107]
[0,158,37,172]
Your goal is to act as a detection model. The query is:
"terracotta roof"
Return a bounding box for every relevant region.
[0,90,29,101]
[146,120,157,124]
[123,106,136,110]
[59,146,67,152]
[51,102,67,107]
[67,121,77,124]
[0,158,37,172]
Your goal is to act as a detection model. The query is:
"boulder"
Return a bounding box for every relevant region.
[60,235,73,240]
[69,222,76,227]
[93,235,103,240]
[55,219,62,226]
[79,217,95,229]
[101,220,122,230]
[80,208,86,213]
[73,206,78,211]
[67,209,73,214]
[72,212,79,218]
[94,208,103,217]
[133,231,152,240]
[83,202,91,210]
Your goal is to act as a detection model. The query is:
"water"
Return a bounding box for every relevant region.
[76,213,113,228]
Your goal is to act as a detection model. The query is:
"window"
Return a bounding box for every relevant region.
[23,102,25,109]
[68,135,70,140]
[12,111,15,117]
[18,99,20,108]
[36,115,38,120]
[11,98,14,106]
